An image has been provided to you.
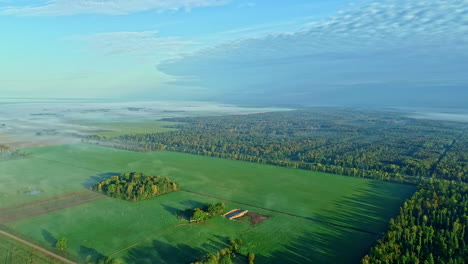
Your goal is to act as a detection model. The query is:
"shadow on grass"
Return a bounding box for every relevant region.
[161,204,181,217]
[118,181,414,264]
[161,204,192,220]
[315,180,415,235]
[121,229,369,264]
[255,230,355,264]
[124,240,204,264]
[41,229,56,247]
[179,200,206,209]
[79,245,105,263]
[161,200,210,221]
[82,172,120,189]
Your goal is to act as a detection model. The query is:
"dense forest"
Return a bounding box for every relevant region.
[85,110,467,183]
[93,172,179,202]
[361,180,468,264]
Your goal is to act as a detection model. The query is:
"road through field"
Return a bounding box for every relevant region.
[0,230,75,264]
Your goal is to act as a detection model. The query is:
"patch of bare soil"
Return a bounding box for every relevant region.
[0,190,105,223]
[244,212,271,225]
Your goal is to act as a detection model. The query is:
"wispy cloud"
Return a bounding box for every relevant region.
[71,31,194,62]
[158,0,468,106]
[0,0,229,16]
[237,2,255,9]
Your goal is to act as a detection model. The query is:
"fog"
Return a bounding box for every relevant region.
[0,100,288,148]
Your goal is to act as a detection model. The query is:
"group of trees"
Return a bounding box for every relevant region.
[361,180,468,264]
[85,110,467,183]
[192,238,255,264]
[189,202,227,222]
[93,172,179,202]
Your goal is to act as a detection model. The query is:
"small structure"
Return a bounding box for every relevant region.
[223,209,249,220]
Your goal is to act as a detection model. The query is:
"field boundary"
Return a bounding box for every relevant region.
[180,189,378,235]
[0,190,89,213]
[0,230,75,264]
[0,190,106,223]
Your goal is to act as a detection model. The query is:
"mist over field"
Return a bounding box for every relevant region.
[0,100,288,148]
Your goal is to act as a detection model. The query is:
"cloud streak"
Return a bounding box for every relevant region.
[0,0,229,16]
[157,0,468,107]
[71,31,195,62]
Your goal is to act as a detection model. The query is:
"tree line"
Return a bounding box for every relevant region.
[84,110,467,183]
[361,180,468,264]
[93,172,179,202]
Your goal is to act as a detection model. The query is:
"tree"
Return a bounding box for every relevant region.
[229,238,243,252]
[191,208,208,222]
[55,237,67,251]
[248,253,255,264]
[219,254,233,264]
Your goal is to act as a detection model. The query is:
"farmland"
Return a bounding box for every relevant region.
[0,231,67,264]
[0,144,415,263]
[79,120,178,138]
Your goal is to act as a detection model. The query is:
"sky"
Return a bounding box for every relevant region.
[1,0,467,107]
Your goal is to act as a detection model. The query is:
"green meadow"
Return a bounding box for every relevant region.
[0,144,416,263]
[80,121,178,137]
[0,233,65,264]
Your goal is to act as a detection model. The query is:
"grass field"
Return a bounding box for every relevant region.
[80,121,177,137]
[0,144,416,263]
[0,232,65,264]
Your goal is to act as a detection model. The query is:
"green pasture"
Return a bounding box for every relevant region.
[80,121,177,137]
[0,232,64,264]
[0,144,416,263]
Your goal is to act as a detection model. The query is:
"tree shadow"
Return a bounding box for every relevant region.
[41,229,56,247]
[124,240,204,264]
[201,236,230,253]
[161,204,191,220]
[82,172,120,188]
[79,245,105,263]
[256,229,375,264]
[315,180,415,235]
[179,199,206,209]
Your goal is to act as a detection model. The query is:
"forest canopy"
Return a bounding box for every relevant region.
[85,110,468,184]
[361,180,468,264]
[93,172,179,202]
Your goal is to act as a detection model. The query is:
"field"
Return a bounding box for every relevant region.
[79,120,178,137]
[0,231,66,264]
[0,144,416,263]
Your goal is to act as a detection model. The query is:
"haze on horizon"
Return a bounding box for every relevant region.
[1,0,467,108]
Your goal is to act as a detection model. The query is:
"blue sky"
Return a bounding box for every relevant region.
[1,0,467,107]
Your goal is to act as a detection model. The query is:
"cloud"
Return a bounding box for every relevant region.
[237,2,255,8]
[0,0,229,16]
[71,31,194,62]
[157,0,468,107]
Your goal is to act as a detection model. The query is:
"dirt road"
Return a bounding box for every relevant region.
[0,230,76,264]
